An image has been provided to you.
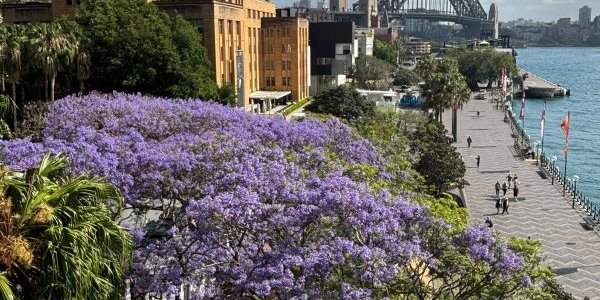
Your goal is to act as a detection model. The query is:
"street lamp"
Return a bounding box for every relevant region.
[572,175,580,208]
[551,155,558,185]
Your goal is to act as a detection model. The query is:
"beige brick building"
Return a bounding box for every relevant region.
[153,0,276,108]
[260,17,309,105]
[1,0,311,112]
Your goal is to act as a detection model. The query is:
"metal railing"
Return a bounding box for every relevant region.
[506,111,600,227]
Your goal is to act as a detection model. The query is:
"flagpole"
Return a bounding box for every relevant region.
[563,111,570,197]
[541,100,546,155]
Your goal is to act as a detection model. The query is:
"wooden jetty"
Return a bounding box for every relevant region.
[519,69,569,99]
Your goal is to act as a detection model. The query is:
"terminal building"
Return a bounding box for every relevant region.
[1,0,311,112]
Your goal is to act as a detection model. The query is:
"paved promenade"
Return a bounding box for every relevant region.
[443,95,600,299]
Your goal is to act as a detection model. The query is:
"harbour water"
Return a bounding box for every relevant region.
[512,47,600,204]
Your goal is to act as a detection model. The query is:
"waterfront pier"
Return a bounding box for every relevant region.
[520,69,569,98]
[443,93,600,299]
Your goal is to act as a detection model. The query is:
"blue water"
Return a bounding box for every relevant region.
[512,47,600,203]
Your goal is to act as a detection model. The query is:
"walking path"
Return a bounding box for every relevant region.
[443,94,600,299]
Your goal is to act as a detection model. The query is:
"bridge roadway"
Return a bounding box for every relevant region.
[443,93,600,299]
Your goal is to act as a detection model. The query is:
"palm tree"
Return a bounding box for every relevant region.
[0,95,15,139]
[0,26,8,93]
[30,23,78,102]
[0,153,132,299]
[420,58,471,141]
[3,26,23,130]
[0,272,14,300]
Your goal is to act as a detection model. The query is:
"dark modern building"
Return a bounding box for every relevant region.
[308,21,355,95]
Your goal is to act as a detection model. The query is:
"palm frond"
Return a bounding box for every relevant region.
[0,272,15,300]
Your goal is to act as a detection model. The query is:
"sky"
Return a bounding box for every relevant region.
[273,0,600,22]
[479,0,600,22]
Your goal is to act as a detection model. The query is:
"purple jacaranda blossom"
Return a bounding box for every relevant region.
[0,93,527,298]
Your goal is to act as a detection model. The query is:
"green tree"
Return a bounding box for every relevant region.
[410,120,465,195]
[449,48,518,90]
[306,85,375,121]
[0,95,15,139]
[216,85,238,106]
[0,26,23,128]
[0,154,132,299]
[352,56,394,90]
[77,0,218,99]
[373,39,398,66]
[30,23,78,102]
[392,67,421,86]
[420,58,470,141]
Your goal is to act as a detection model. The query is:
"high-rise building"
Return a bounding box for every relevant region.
[330,0,348,12]
[489,2,499,39]
[260,17,310,108]
[579,5,592,26]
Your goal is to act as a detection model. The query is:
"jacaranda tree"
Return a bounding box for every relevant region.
[0,93,556,299]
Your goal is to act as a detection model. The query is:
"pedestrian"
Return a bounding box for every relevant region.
[477,111,480,117]
[514,173,518,182]
[502,196,509,215]
[502,182,508,196]
[467,136,472,148]
[507,173,513,189]
[485,217,493,228]
[476,155,481,168]
[513,184,520,200]
[495,197,502,214]
[495,181,501,197]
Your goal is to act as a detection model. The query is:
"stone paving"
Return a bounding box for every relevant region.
[442,95,600,299]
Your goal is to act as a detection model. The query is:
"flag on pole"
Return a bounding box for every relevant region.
[560,112,570,139]
[519,91,525,120]
[561,112,570,157]
[540,106,545,139]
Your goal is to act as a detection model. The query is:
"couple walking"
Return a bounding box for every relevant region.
[494,173,520,215]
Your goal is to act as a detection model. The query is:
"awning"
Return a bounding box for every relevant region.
[249,91,291,100]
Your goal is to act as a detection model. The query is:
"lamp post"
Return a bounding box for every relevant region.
[572,175,579,208]
[534,141,540,164]
[551,155,557,185]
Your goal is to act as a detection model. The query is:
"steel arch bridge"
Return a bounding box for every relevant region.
[380,0,493,37]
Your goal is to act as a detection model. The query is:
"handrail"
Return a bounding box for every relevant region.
[507,111,599,227]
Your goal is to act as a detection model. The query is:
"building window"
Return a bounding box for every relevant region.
[343,45,351,55]
[219,19,224,34]
[248,9,251,18]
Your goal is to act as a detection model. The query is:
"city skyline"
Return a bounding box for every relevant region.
[273,0,600,22]
[479,0,600,22]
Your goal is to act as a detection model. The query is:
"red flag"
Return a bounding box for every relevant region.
[560,112,570,139]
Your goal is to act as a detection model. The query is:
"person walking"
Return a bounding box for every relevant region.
[495,196,502,214]
[514,173,518,182]
[467,136,472,148]
[477,111,480,118]
[507,173,513,189]
[502,182,508,196]
[476,155,481,168]
[485,217,493,228]
[502,196,509,215]
[513,182,520,201]
[495,181,501,197]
